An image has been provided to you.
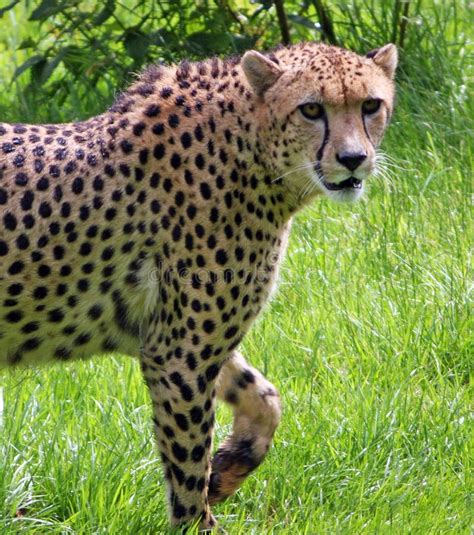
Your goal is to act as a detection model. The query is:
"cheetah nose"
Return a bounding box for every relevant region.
[336,152,367,171]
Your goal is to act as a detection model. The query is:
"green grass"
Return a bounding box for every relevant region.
[0,1,472,533]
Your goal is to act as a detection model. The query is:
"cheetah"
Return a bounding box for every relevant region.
[0,42,398,530]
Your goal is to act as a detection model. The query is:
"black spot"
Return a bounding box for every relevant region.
[186,476,196,491]
[79,242,92,256]
[174,413,189,431]
[150,200,161,214]
[190,406,203,424]
[172,442,188,462]
[225,390,238,404]
[15,172,28,186]
[171,463,185,485]
[21,338,41,352]
[0,188,7,204]
[36,177,49,192]
[105,208,117,221]
[194,125,204,141]
[225,326,239,339]
[104,164,115,177]
[112,290,140,337]
[199,182,211,200]
[168,114,180,128]
[4,213,17,231]
[72,177,84,194]
[5,310,23,323]
[215,249,228,265]
[55,347,72,360]
[152,122,164,135]
[88,305,103,320]
[195,154,205,170]
[172,225,181,242]
[186,353,197,370]
[77,279,89,292]
[48,308,65,323]
[172,498,186,519]
[37,264,51,277]
[206,364,219,381]
[180,132,192,148]
[153,143,166,159]
[74,332,91,346]
[202,320,215,334]
[93,176,104,191]
[180,384,194,402]
[33,286,48,299]
[22,322,39,334]
[163,425,175,438]
[120,139,134,154]
[144,104,161,117]
[191,445,205,463]
[160,87,173,99]
[133,122,146,136]
[242,369,256,383]
[139,148,149,165]
[38,201,52,218]
[9,261,24,275]
[64,161,77,174]
[170,153,181,169]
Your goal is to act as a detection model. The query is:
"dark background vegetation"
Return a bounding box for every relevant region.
[0,0,470,124]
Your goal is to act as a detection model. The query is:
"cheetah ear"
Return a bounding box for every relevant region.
[242,50,283,96]
[366,43,398,79]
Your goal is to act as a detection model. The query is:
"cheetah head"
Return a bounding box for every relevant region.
[242,43,398,204]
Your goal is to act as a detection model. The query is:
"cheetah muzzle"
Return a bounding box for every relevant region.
[0,41,398,530]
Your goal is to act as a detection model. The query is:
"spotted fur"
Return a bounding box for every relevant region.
[0,42,397,530]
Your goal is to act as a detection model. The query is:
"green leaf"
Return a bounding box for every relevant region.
[230,34,258,53]
[123,30,149,63]
[14,55,45,79]
[29,0,65,21]
[38,49,67,84]
[30,58,48,84]
[61,45,90,73]
[150,29,179,49]
[0,0,19,18]
[18,37,37,50]
[185,31,231,55]
[287,13,318,30]
[93,0,115,26]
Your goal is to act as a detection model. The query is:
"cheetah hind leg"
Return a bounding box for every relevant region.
[209,351,281,504]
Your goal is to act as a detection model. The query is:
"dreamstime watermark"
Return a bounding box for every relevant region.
[129,249,318,290]
[147,262,277,287]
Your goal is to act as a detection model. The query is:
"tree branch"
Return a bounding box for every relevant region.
[312,0,338,45]
[274,0,291,45]
[398,0,410,48]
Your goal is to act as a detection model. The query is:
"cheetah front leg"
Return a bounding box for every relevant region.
[141,362,219,531]
[209,351,281,504]
[140,315,222,531]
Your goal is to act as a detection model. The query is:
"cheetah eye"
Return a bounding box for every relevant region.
[362,98,382,114]
[299,102,324,121]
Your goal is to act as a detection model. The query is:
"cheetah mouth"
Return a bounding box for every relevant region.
[322,177,362,191]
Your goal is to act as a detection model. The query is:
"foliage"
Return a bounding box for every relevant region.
[0,0,471,121]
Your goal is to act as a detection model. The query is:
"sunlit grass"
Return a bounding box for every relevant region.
[0,1,472,534]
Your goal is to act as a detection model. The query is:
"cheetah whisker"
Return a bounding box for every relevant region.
[271,161,319,184]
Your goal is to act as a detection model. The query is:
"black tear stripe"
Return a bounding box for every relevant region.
[361,112,375,148]
[314,115,330,180]
[316,114,330,161]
